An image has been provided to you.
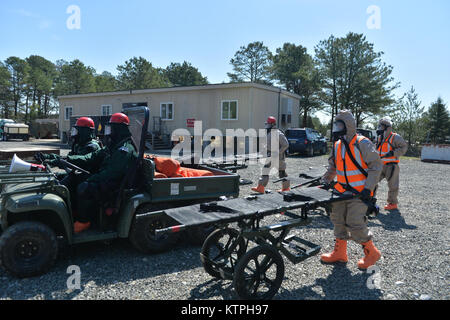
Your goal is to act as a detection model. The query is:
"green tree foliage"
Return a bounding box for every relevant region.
[315,33,398,129]
[0,62,12,118]
[425,97,449,144]
[310,116,328,136]
[94,71,118,93]
[55,59,96,96]
[5,56,29,118]
[116,56,170,90]
[26,55,57,118]
[164,61,208,87]
[227,41,272,84]
[314,35,341,132]
[271,43,322,127]
[391,86,425,147]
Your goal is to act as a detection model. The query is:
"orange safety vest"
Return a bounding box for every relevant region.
[334,135,369,194]
[377,132,400,164]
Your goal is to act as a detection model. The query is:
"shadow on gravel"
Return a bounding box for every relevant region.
[368,211,417,231]
[188,279,236,300]
[0,239,204,300]
[279,264,382,300]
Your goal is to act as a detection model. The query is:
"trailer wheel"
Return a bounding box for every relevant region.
[0,221,58,278]
[129,205,180,254]
[201,228,246,280]
[233,245,284,300]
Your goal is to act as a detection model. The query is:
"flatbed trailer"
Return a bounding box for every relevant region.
[145,185,354,300]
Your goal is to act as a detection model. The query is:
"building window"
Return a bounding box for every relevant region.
[102,105,112,116]
[160,102,174,120]
[64,106,73,121]
[221,100,238,120]
[281,98,293,124]
[122,102,148,109]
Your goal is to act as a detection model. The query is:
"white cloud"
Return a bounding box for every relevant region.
[14,9,40,18]
[12,8,52,30]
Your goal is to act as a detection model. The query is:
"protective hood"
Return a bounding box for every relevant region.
[378,119,393,140]
[335,110,356,142]
[73,127,96,145]
[106,123,132,149]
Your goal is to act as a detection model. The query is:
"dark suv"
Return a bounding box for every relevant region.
[285,128,328,156]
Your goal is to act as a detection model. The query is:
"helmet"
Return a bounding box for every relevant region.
[377,118,392,136]
[109,113,129,125]
[378,118,392,128]
[266,116,276,125]
[75,117,95,129]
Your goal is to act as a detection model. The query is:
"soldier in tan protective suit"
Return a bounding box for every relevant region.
[320,110,383,269]
[376,118,408,211]
[251,116,290,193]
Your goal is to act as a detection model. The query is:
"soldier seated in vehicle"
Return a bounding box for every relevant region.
[62,113,138,233]
[44,117,101,160]
[39,117,102,213]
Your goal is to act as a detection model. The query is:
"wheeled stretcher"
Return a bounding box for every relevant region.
[146,185,355,300]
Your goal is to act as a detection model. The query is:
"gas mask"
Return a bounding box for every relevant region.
[332,120,347,141]
[265,123,275,135]
[104,124,113,148]
[104,125,111,136]
[377,124,387,136]
[104,123,124,148]
[70,127,78,137]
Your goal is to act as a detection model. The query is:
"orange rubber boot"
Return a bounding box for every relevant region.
[357,240,381,269]
[320,239,348,263]
[277,188,291,193]
[251,185,265,194]
[384,203,398,210]
[74,221,91,234]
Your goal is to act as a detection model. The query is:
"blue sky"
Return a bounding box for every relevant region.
[1,0,449,118]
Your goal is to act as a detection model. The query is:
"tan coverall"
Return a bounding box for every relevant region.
[259,129,290,190]
[323,111,383,243]
[376,128,408,204]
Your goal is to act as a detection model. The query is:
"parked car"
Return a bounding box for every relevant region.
[285,128,328,156]
[356,128,376,143]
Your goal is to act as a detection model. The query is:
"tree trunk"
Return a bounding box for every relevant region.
[43,94,49,116]
[25,94,29,122]
[302,107,308,127]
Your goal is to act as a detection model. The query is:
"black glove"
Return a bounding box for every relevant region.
[47,158,63,168]
[359,188,372,202]
[34,152,44,162]
[320,178,331,190]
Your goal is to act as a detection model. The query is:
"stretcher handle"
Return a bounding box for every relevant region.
[155,224,186,237]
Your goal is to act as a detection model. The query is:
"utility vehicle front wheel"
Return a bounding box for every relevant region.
[129,205,180,254]
[0,221,58,278]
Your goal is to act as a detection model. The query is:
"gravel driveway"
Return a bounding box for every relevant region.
[0,150,448,300]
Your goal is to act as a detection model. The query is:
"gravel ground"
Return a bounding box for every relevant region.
[0,143,449,300]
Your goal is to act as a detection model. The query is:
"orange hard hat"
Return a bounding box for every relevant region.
[109,113,129,125]
[75,117,95,129]
[266,116,276,125]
